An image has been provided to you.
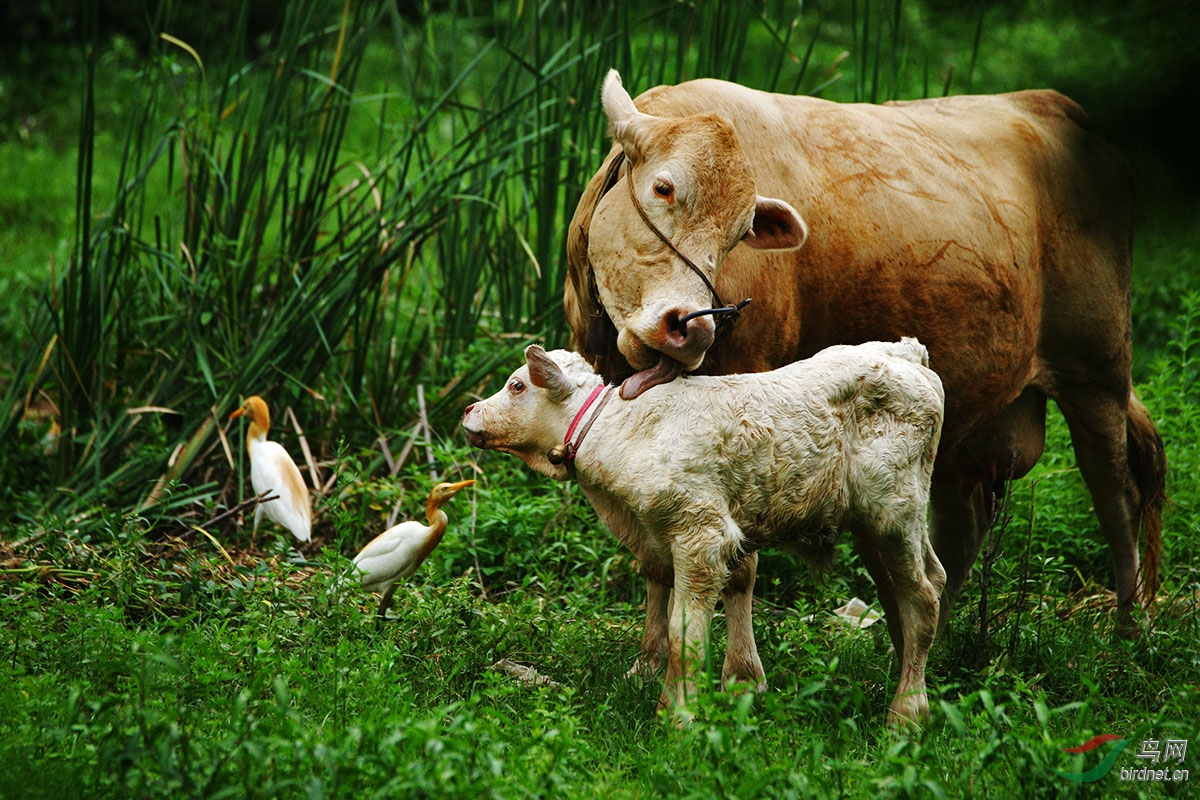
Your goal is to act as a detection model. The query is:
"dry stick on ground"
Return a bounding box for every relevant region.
[215,407,235,469]
[181,491,280,537]
[377,434,396,474]
[380,423,425,527]
[467,483,488,601]
[0,564,96,583]
[1008,476,1040,665]
[140,405,219,511]
[388,422,423,477]
[975,480,1004,669]
[320,462,339,495]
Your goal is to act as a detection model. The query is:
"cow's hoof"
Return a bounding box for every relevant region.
[886,701,928,731]
[625,656,665,680]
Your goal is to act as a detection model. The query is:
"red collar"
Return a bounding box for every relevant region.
[548,384,613,466]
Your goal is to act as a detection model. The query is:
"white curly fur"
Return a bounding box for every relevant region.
[463,338,946,727]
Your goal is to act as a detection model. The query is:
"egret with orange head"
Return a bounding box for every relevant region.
[353,479,476,618]
[229,395,312,544]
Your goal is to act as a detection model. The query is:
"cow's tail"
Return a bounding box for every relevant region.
[891,336,930,368]
[1127,389,1166,607]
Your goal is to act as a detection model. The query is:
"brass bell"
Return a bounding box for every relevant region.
[547,445,568,465]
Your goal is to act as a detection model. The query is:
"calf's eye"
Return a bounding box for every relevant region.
[509,379,526,393]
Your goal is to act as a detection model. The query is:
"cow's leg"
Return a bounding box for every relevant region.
[931,387,1048,628]
[1054,385,1149,635]
[721,552,766,693]
[629,577,670,678]
[929,472,990,628]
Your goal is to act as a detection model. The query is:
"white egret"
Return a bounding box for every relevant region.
[353,479,476,618]
[229,395,312,544]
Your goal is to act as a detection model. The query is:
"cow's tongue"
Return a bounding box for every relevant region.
[619,357,684,400]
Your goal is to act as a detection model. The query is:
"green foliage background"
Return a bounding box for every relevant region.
[0,1,1197,797]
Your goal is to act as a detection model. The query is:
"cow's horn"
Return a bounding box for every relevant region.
[602,69,639,129]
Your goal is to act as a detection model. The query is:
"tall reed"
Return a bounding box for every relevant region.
[1,0,961,528]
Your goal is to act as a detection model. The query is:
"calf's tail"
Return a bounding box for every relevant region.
[891,336,931,368]
[1127,389,1166,606]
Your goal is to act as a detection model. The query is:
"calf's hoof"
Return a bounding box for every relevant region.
[722,675,768,695]
[722,663,767,695]
[656,694,696,728]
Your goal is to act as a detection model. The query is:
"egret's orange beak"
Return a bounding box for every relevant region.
[427,478,478,516]
[229,406,246,421]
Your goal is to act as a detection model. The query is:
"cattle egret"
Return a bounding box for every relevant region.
[353,479,476,618]
[229,395,312,544]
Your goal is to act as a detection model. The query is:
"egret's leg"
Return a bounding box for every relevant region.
[376,583,399,621]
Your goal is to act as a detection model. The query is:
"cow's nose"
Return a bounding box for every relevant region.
[463,403,475,415]
[659,308,716,364]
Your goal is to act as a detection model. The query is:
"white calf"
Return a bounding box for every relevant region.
[462,339,946,726]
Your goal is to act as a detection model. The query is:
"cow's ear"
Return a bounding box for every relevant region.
[744,196,808,251]
[525,345,573,403]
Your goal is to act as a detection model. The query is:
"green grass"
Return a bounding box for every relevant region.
[2,430,1197,799]
[1,1,1199,797]
[3,288,1199,796]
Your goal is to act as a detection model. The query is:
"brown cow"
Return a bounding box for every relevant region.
[564,70,1165,691]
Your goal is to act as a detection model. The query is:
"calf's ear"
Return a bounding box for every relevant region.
[743,196,808,251]
[525,345,573,403]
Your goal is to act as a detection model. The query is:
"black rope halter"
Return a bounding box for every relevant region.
[579,150,751,365]
[622,159,752,335]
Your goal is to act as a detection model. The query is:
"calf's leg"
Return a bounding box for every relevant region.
[885,532,945,727]
[661,530,730,719]
[856,542,905,665]
[857,536,944,726]
[631,553,764,693]
[629,578,670,678]
[721,552,766,693]
[662,578,720,717]
[859,499,945,728]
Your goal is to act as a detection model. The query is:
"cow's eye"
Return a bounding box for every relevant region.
[653,179,674,203]
[508,378,525,393]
